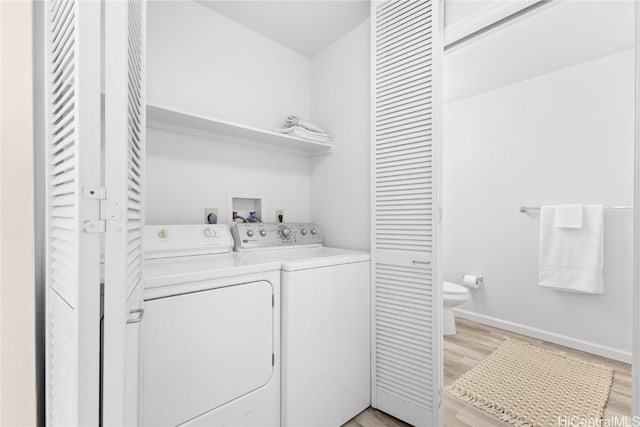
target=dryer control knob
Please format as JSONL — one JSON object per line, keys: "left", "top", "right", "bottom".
{"left": 310, "top": 228, "right": 317, "bottom": 235}
{"left": 203, "top": 228, "right": 216, "bottom": 238}
{"left": 300, "top": 228, "right": 307, "bottom": 236}
{"left": 259, "top": 229, "right": 267, "bottom": 237}
{"left": 247, "top": 229, "right": 254, "bottom": 237}
{"left": 280, "top": 227, "right": 291, "bottom": 238}
{"left": 158, "top": 229, "right": 169, "bottom": 239}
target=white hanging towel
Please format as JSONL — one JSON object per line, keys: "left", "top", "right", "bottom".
{"left": 555, "top": 204, "right": 583, "bottom": 228}
{"left": 539, "top": 204, "right": 604, "bottom": 293}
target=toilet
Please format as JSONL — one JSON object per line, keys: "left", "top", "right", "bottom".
{"left": 443, "top": 281, "right": 471, "bottom": 336}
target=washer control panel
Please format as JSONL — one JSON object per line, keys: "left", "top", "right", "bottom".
{"left": 230, "top": 223, "right": 323, "bottom": 251}
{"left": 144, "top": 224, "right": 233, "bottom": 259}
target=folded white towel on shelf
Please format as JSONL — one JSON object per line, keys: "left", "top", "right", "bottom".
{"left": 277, "top": 126, "right": 332, "bottom": 143}
{"left": 284, "top": 115, "right": 327, "bottom": 134}
{"left": 276, "top": 115, "right": 332, "bottom": 143}
{"left": 539, "top": 204, "right": 604, "bottom": 294}
{"left": 555, "top": 204, "right": 584, "bottom": 229}
{"left": 277, "top": 115, "right": 332, "bottom": 143}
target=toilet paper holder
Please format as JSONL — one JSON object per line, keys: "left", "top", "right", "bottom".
{"left": 462, "top": 274, "right": 483, "bottom": 289}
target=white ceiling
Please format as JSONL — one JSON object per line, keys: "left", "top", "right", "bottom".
{"left": 445, "top": 1, "right": 635, "bottom": 103}
{"left": 196, "top": 1, "right": 370, "bottom": 57}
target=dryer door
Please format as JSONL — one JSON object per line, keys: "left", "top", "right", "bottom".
{"left": 142, "top": 280, "right": 274, "bottom": 426}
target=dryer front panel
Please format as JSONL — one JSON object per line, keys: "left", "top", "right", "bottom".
{"left": 142, "top": 280, "right": 274, "bottom": 426}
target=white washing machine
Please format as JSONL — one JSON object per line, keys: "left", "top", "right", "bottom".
{"left": 231, "top": 223, "right": 371, "bottom": 426}
{"left": 141, "top": 224, "right": 281, "bottom": 427}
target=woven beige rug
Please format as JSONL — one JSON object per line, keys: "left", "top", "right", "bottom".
{"left": 446, "top": 339, "right": 613, "bottom": 427}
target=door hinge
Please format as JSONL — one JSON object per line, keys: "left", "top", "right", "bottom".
{"left": 82, "top": 187, "right": 122, "bottom": 233}
{"left": 83, "top": 219, "right": 106, "bottom": 233}
{"left": 83, "top": 187, "right": 106, "bottom": 200}
{"left": 272, "top": 294, "right": 275, "bottom": 307}
{"left": 272, "top": 353, "right": 275, "bottom": 366}
{"left": 100, "top": 199, "right": 122, "bottom": 221}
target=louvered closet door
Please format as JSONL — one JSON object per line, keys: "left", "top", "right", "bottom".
{"left": 103, "top": 0, "right": 146, "bottom": 425}
{"left": 371, "top": 1, "right": 443, "bottom": 426}
{"left": 44, "top": 0, "right": 102, "bottom": 425}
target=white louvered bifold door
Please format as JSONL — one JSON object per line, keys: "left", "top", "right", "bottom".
{"left": 44, "top": 0, "right": 102, "bottom": 425}
{"left": 371, "top": 1, "right": 443, "bottom": 426}
{"left": 103, "top": 0, "right": 146, "bottom": 425}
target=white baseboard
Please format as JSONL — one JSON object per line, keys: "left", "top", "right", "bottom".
{"left": 453, "top": 308, "right": 632, "bottom": 364}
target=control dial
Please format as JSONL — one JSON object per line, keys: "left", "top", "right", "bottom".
{"left": 300, "top": 228, "right": 307, "bottom": 236}
{"left": 203, "top": 228, "right": 216, "bottom": 238}
{"left": 246, "top": 229, "right": 254, "bottom": 237}
{"left": 259, "top": 229, "right": 267, "bottom": 237}
{"left": 310, "top": 228, "right": 318, "bottom": 235}
{"left": 278, "top": 226, "right": 292, "bottom": 240}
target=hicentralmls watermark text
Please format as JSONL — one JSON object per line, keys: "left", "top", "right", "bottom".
{"left": 558, "top": 416, "right": 639, "bottom": 427}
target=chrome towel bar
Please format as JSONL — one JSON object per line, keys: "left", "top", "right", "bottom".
{"left": 520, "top": 205, "right": 633, "bottom": 213}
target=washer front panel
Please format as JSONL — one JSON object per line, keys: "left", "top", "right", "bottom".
{"left": 280, "top": 262, "right": 371, "bottom": 426}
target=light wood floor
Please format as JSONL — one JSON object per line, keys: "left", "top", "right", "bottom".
{"left": 345, "top": 317, "right": 631, "bottom": 427}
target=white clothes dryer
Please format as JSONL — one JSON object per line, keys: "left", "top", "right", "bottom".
{"left": 141, "top": 224, "right": 281, "bottom": 427}
{"left": 231, "top": 223, "right": 371, "bottom": 427}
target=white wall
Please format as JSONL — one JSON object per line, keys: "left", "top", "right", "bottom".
{"left": 146, "top": 1, "right": 314, "bottom": 224}
{"left": 444, "top": 49, "right": 635, "bottom": 360}
{"left": 0, "top": 1, "right": 37, "bottom": 424}
{"left": 145, "top": 128, "right": 311, "bottom": 224}
{"left": 309, "top": 20, "right": 370, "bottom": 251}
{"left": 147, "top": 0, "right": 311, "bottom": 131}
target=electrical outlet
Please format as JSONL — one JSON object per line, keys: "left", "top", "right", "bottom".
{"left": 205, "top": 208, "right": 219, "bottom": 224}
{"left": 275, "top": 209, "right": 284, "bottom": 223}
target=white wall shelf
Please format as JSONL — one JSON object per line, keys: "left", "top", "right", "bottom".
{"left": 146, "top": 104, "right": 334, "bottom": 157}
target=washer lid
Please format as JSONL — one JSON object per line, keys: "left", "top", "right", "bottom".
{"left": 444, "top": 281, "right": 468, "bottom": 295}
{"left": 266, "top": 247, "right": 370, "bottom": 271}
